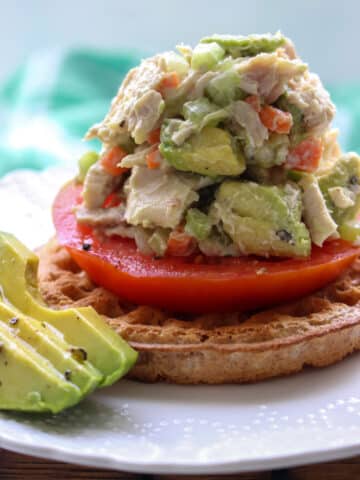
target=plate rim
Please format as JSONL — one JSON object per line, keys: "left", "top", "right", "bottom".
{"left": 0, "top": 430, "right": 359, "bottom": 474}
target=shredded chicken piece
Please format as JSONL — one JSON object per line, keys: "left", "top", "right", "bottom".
{"left": 236, "top": 53, "right": 307, "bottom": 103}
{"left": 171, "top": 121, "right": 196, "bottom": 145}
{"left": 277, "top": 37, "right": 297, "bottom": 60}
{"left": 120, "top": 145, "right": 154, "bottom": 168}
{"left": 85, "top": 55, "right": 165, "bottom": 145}
{"left": 287, "top": 72, "right": 336, "bottom": 136}
{"left": 76, "top": 204, "right": 126, "bottom": 227}
{"left": 82, "top": 162, "right": 120, "bottom": 209}
{"left": 188, "top": 71, "right": 217, "bottom": 100}
{"left": 104, "top": 223, "right": 137, "bottom": 238}
{"left": 163, "top": 70, "right": 201, "bottom": 103}
{"left": 124, "top": 166, "right": 198, "bottom": 229}
{"left": 231, "top": 100, "right": 268, "bottom": 148}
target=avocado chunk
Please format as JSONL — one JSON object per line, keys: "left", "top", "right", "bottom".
{"left": 0, "top": 233, "right": 138, "bottom": 388}
{"left": 0, "top": 302, "right": 101, "bottom": 398}
{"left": 211, "top": 181, "right": 311, "bottom": 257}
{"left": 200, "top": 32, "right": 286, "bottom": 57}
{"left": 0, "top": 317, "right": 81, "bottom": 413}
{"left": 318, "top": 153, "right": 360, "bottom": 227}
{"left": 185, "top": 208, "right": 213, "bottom": 240}
{"left": 338, "top": 220, "right": 360, "bottom": 243}
{"left": 160, "top": 125, "right": 245, "bottom": 177}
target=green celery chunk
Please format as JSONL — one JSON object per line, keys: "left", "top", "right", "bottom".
{"left": 206, "top": 70, "right": 246, "bottom": 107}
{"left": 78, "top": 151, "right": 99, "bottom": 182}
{"left": 191, "top": 42, "right": 225, "bottom": 71}
{"left": 182, "top": 98, "right": 228, "bottom": 129}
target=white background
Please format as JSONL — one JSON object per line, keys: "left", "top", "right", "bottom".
{"left": 0, "top": 0, "right": 359, "bottom": 84}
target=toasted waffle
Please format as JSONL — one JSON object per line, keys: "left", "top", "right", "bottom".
{"left": 37, "top": 239, "right": 360, "bottom": 384}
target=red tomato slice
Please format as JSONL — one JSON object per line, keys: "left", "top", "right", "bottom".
{"left": 53, "top": 182, "right": 360, "bottom": 314}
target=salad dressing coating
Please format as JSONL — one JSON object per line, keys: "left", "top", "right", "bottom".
{"left": 77, "top": 33, "right": 360, "bottom": 258}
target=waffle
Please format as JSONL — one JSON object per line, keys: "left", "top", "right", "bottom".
{"left": 37, "top": 239, "right": 360, "bottom": 384}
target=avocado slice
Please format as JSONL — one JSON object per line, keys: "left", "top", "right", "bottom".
{"left": 319, "top": 153, "right": 360, "bottom": 226}
{"left": 200, "top": 32, "right": 286, "bottom": 58}
{"left": 160, "top": 125, "right": 245, "bottom": 177}
{"left": 211, "top": 180, "right": 311, "bottom": 257}
{"left": 0, "top": 232, "right": 138, "bottom": 387}
{"left": 0, "top": 319, "right": 81, "bottom": 413}
{"left": 0, "top": 302, "right": 101, "bottom": 397}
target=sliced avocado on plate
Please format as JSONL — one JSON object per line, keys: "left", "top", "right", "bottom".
{"left": 0, "top": 232, "right": 138, "bottom": 412}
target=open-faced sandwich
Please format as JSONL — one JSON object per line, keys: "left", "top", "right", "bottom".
{"left": 39, "top": 32, "right": 360, "bottom": 384}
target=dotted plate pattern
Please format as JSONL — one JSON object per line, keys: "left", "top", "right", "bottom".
{"left": 0, "top": 168, "right": 359, "bottom": 474}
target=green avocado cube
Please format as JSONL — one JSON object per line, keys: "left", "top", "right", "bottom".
{"left": 185, "top": 208, "right": 213, "bottom": 240}
{"left": 160, "top": 124, "right": 245, "bottom": 177}
{"left": 211, "top": 180, "right": 311, "bottom": 257}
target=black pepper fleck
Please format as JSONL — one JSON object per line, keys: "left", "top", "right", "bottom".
{"left": 70, "top": 347, "right": 88, "bottom": 363}
{"left": 64, "top": 369, "right": 72, "bottom": 381}
{"left": 82, "top": 242, "right": 92, "bottom": 251}
{"left": 276, "top": 229, "right": 294, "bottom": 244}
{"left": 9, "top": 317, "right": 19, "bottom": 326}
{"left": 349, "top": 175, "right": 359, "bottom": 186}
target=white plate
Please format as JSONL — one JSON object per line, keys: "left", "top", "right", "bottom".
{"left": 0, "top": 167, "right": 359, "bottom": 474}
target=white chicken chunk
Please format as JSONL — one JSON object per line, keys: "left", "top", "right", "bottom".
{"left": 236, "top": 52, "right": 307, "bottom": 103}
{"left": 231, "top": 100, "right": 268, "bottom": 148}
{"left": 86, "top": 55, "right": 165, "bottom": 145}
{"left": 287, "top": 72, "right": 335, "bottom": 136}
{"left": 124, "top": 166, "right": 198, "bottom": 229}
{"left": 82, "top": 162, "right": 119, "bottom": 209}
{"left": 300, "top": 176, "right": 338, "bottom": 246}
{"left": 76, "top": 204, "right": 126, "bottom": 227}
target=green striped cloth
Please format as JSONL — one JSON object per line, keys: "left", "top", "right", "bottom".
{"left": 0, "top": 49, "right": 359, "bottom": 177}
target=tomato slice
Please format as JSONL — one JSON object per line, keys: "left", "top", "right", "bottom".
{"left": 53, "top": 182, "right": 360, "bottom": 314}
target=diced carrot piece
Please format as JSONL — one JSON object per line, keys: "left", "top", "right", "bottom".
{"left": 148, "top": 128, "right": 161, "bottom": 145}
{"left": 286, "top": 137, "right": 323, "bottom": 172}
{"left": 102, "top": 193, "right": 122, "bottom": 209}
{"left": 245, "top": 95, "right": 261, "bottom": 113}
{"left": 100, "top": 146, "right": 128, "bottom": 176}
{"left": 146, "top": 148, "right": 161, "bottom": 169}
{"left": 158, "top": 72, "right": 180, "bottom": 95}
{"left": 259, "top": 105, "right": 293, "bottom": 134}
{"left": 167, "top": 230, "right": 196, "bottom": 257}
